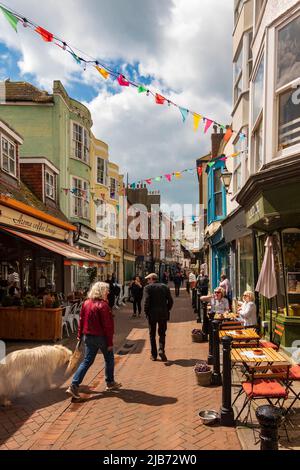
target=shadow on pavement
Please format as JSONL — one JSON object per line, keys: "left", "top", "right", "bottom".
{"left": 164, "top": 358, "right": 199, "bottom": 367}
{"left": 82, "top": 388, "right": 178, "bottom": 406}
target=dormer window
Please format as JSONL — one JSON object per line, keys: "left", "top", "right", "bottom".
{"left": 1, "top": 136, "right": 16, "bottom": 177}
{"left": 45, "top": 170, "right": 56, "bottom": 200}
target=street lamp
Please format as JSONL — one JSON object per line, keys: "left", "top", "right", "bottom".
{"left": 220, "top": 165, "right": 233, "bottom": 193}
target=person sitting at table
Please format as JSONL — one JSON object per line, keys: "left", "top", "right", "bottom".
{"left": 200, "top": 287, "right": 229, "bottom": 314}
{"left": 237, "top": 291, "right": 257, "bottom": 327}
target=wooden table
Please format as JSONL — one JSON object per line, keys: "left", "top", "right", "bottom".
{"left": 220, "top": 328, "right": 260, "bottom": 346}
{"left": 231, "top": 347, "right": 289, "bottom": 365}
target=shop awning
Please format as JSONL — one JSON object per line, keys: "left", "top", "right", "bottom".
{"left": 1, "top": 227, "right": 108, "bottom": 266}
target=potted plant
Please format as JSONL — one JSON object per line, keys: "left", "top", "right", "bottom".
{"left": 191, "top": 328, "right": 204, "bottom": 343}
{"left": 194, "top": 361, "right": 212, "bottom": 386}
{"left": 22, "top": 295, "right": 40, "bottom": 308}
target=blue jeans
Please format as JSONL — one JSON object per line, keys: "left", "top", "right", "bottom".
{"left": 72, "top": 335, "right": 115, "bottom": 386}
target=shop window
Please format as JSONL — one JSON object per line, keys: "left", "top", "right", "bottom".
{"left": 45, "top": 170, "right": 56, "bottom": 200}
{"left": 1, "top": 136, "right": 16, "bottom": 177}
{"left": 72, "top": 123, "right": 89, "bottom": 163}
{"left": 282, "top": 230, "right": 300, "bottom": 316}
{"left": 72, "top": 177, "right": 89, "bottom": 219}
{"left": 237, "top": 235, "right": 254, "bottom": 298}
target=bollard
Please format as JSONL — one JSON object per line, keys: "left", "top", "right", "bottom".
{"left": 220, "top": 335, "right": 235, "bottom": 426}
{"left": 196, "top": 295, "right": 201, "bottom": 323}
{"left": 207, "top": 311, "right": 215, "bottom": 365}
{"left": 201, "top": 302, "right": 209, "bottom": 341}
{"left": 211, "top": 320, "right": 222, "bottom": 385}
{"left": 256, "top": 405, "right": 282, "bottom": 450}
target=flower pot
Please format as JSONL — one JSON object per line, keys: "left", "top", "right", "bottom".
{"left": 191, "top": 332, "right": 204, "bottom": 343}
{"left": 195, "top": 369, "right": 212, "bottom": 386}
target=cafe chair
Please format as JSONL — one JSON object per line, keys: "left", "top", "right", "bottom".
{"left": 235, "top": 364, "right": 290, "bottom": 425}
{"left": 73, "top": 301, "right": 82, "bottom": 330}
{"left": 61, "top": 307, "right": 71, "bottom": 337}
{"left": 64, "top": 305, "right": 76, "bottom": 333}
{"left": 259, "top": 323, "right": 284, "bottom": 351}
{"left": 282, "top": 365, "right": 300, "bottom": 414}
{"left": 220, "top": 321, "right": 243, "bottom": 330}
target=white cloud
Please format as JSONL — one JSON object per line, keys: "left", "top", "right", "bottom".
{"left": 0, "top": 0, "right": 233, "bottom": 204}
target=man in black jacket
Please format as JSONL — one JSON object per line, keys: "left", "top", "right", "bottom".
{"left": 144, "top": 273, "right": 174, "bottom": 361}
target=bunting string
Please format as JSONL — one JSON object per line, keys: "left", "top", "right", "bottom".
{"left": 0, "top": 3, "right": 245, "bottom": 142}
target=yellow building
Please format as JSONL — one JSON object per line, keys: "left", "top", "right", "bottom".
{"left": 91, "top": 134, "right": 124, "bottom": 283}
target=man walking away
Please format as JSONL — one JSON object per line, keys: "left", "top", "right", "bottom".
{"left": 173, "top": 272, "right": 182, "bottom": 297}
{"left": 144, "top": 273, "right": 173, "bottom": 362}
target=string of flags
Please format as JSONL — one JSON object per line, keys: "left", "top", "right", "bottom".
{"left": 0, "top": 4, "right": 246, "bottom": 142}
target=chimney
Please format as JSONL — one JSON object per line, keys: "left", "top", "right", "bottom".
{"left": 211, "top": 125, "right": 224, "bottom": 158}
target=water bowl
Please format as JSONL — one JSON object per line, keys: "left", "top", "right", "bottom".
{"left": 199, "top": 410, "right": 220, "bottom": 425}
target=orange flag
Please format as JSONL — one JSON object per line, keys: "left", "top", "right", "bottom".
{"left": 95, "top": 66, "right": 109, "bottom": 79}
{"left": 224, "top": 128, "right": 233, "bottom": 142}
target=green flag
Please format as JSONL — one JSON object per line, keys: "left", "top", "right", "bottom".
{"left": 138, "top": 85, "right": 147, "bottom": 93}
{"left": 0, "top": 6, "right": 19, "bottom": 32}
{"left": 207, "top": 161, "right": 216, "bottom": 168}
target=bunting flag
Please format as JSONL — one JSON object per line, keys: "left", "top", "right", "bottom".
{"left": 231, "top": 152, "right": 240, "bottom": 157}
{"left": 0, "top": 4, "right": 247, "bottom": 142}
{"left": 204, "top": 118, "right": 213, "bottom": 134}
{"left": 224, "top": 127, "right": 233, "bottom": 142}
{"left": 155, "top": 176, "right": 161, "bottom": 182}
{"left": 0, "top": 6, "right": 19, "bottom": 32}
{"left": 145, "top": 179, "right": 152, "bottom": 185}
{"left": 95, "top": 65, "right": 109, "bottom": 79}
{"left": 219, "top": 156, "right": 227, "bottom": 161}
{"left": 155, "top": 93, "right": 165, "bottom": 105}
{"left": 174, "top": 172, "right": 182, "bottom": 179}
{"left": 118, "top": 74, "right": 130, "bottom": 86}
{"left": 193, "top": 114, "right": 202, "bottom": 132}
{"left": 165, "top": 174, "right": 172, "bottom": 182}
{"left": 207, "top": 161, "right": 216, "bottom": 168}
{"left": 179, "top": 107, "right": 188, "bottom": 123}
{"left": 35, "top": 26, "right": 53, "bottom": 42}
{"left": 197, "top": 166, "right": 203, "bottom": 176}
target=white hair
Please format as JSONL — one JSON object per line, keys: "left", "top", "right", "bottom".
{"left": 88, "top": 281, "right": 109, "bottom": 300}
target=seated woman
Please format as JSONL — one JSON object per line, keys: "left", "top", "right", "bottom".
{"left": 237, "top": 291, "right": 257, "bottom": 327}
{"left": 200, "top": 287, "right": 229, "bottom": 314}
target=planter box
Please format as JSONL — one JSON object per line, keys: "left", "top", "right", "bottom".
{"left": 195, "top": 370, "right": 212, "bottom": 386}
{"left": 0, "top": 307, "right": 63, "bottom": 342}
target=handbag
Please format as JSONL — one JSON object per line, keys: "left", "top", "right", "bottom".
{"left": 128, "top": 295, "right": 134, "bottom": 303}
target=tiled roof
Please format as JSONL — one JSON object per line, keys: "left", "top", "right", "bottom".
{"left": 4, "top": 81, "right": 53, "bottom": 103}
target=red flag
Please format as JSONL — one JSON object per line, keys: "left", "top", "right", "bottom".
{"left": 155, "top": 93, "right": 165, "bottom": 105}
{"left": 117, "top": 74, "right": 130, "bottom": 86}
{"left": 224, "top": 128, "right": 233, "bottom": 142}
{"left": 145, "top": 179, "right": 152, "bottom": 185}
{"left": 35, "top": 26, "right": 54, "bottom": 42}
{"left": 197, "top": 166, "right": 203, "bottom": 176}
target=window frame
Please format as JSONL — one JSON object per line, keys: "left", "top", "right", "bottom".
{"left": 45, "top": 169, "right": 56, "bottom": 201}
{"left": 110, "top": 177, "right": 118, "bottom": 200}
{"left": 252, "top": 114, "right": 263, "bottom": 172}
{"left": 207, "top": 162, "right": 226, "bottom": 224}
{"left": 97, "top": 157, "right": 107, "bottom": 185}
{"left": 71, "top": 122, "right": 90, "bottom": 164}
{"left": 71, "top": 176, "right": 90, "bottom": 219}
{"left": 233, "top": 43, "right": 243, "bottom": 104}
{"left": 1, "top": 135, "right": 16, "bottom": 177}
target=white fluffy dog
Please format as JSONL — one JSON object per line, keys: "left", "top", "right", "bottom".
{"left": 0, "top": 345, "right": 72, "bottom": 406}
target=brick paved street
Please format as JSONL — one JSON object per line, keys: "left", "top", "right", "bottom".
{"left": 0, "top": 289, "right": 242, "bottom": 451}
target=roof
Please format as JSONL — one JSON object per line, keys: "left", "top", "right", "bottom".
{"left": 4, "top": 81, "right": 54, "bottom": 103}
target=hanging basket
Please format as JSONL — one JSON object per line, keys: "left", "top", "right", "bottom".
{"left": 195, "top": 369, "right": 212, "bottom": 386}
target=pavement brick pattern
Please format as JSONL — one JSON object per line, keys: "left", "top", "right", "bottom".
{"left": 0, "top": 289, "right": 241, "bottom": 450}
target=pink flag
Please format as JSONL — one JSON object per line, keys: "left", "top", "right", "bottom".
{"left": 204, "top": 118, "right": 213, "bottom": 134}
{"left": 145, "top": 179, "right": 152, "bottom": 185}
{"left": 165, "top": 174, "right": 172, "bottom": 182}
{"left": 118, "top": 74, "right": 130, "bottom": 86}
{"left": 220, "top": 156, "right": 227, "bottom": 161}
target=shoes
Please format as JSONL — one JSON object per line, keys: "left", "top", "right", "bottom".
{"left": 66, "top": 384, "right": 80, "bottom": 399}
{"left": 159, "top": 351, "right": 168, "bottom": 362}
{"left": 150, "top": 355, "right": 157, "bottom": 361}
{"left": 131, "top": 314, "right": 137, "bottom": 318}
{"left": 105, "top": 381, "right": 122, "bottom": 391}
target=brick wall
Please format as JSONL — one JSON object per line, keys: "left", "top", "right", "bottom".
{"left": 20, "top": 163, "right": 43, "bottom": 201}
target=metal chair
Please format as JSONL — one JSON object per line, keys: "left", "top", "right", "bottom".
{"left": 61, "top": 307, "right": 70, "bottom": 337}
{"left": 259, "top": 323, "right": 284, "bottom": 350}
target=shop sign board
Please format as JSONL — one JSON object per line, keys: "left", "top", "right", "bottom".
{"left": 246, "top": 198, "right": 264, "bottom": 227}
{"left": 0, "top": 204, "right": 70, "bottom": 241}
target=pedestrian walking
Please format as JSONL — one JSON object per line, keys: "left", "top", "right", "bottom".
{"left": 162, "top": 271, "right": 169, "bottom": 285}
{"left": 66, "top": 282, "right": 121, "bottom": 399}
{"left": 130, "top": 276, "right": 143, "bottom": 317}
{"left": 219, "top": 274, "right": 233, "bottom": 310}
{"left": 173, "top": 271, "right": 182, "bottom": 297}
{"left": 144, "top": 273, "right": 173, "bottom": 362}
{"left": 106, "top": 275, "right": 116, "bottom": 309}
{"left": 189, "top": 270, "right": 197, "bottom": 308}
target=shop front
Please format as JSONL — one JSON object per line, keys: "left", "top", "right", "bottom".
{"left": 237, "top": 158, "right": 300, "bottom": 346}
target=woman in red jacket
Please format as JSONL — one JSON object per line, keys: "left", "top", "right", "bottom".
{"left": 66, "top": 282, "right": 122, "bottom": 399}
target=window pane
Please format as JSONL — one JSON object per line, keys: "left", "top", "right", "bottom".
{"left": 277, "top": 15, "right": 300, "bottom": 88}
{"left": 234, "top": 46, "right": 243, "bottom": 82}
{"left": 253, "top": 54, "right": 264, "bottom": 123}
{"left": 254, "top": 119, "right": 263, "bottom": 169}
{"left": 97, "top": 158, "right": 105, "bottom": 184}
{"left": 278, "top": 88, "right": 300, "bottom": 150}
{"left": 234, "top": 75, "right": 242, "bottom": 102}
{"left": 215, "top": 193, "right": 223, "bottom": 218}
{"left": 214, "top": 169, "right": 222, "bottom": 193}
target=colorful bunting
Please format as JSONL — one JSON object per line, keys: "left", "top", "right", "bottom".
{"left": 165, "top": 174, "right": 172, "bottom": 182}
{"left": 0, "top": 6, "right": 19, "bottom": 32}
{"left": 95, "top": 66, "right": 109, "bottom": 79}
{"left": 174, "top": 172, "right": 182, "bottom": 179}
{"left": 239, "top": 133, "right": 246, "bottom": 142}
{"left": 35, "top": 26, "right": 54, "bottom": 42}
{"left": 179, "top": 107, "right": 188, "bottom": 123}
{"left": 145, "top": 179, "right": 152, "bottom": 185}
{"left": 155, "top": 94, "right": 165, "bottom": 105}
{"left": 118, "top": 74, "right": 130, "bottom": 87}
{"left": 207, "top": 161, "right": 216, "bottom": 168}
{"left": 155, "top": 177, "right": 161, "bottom": 182}
{"left": 138, "top": 85, "right": 147, "bottom": 93}
{"left": 224, "top": 127, "right": 233, "bottom": 142}
{"left": 204, "top": 119, "right": 213, "bottom": 134}
{"left": 193, "top": 114, "right": 202, "bottom": 132}
{"left": 197, "top": 167, "right": 203, "bottom": 176}
{"left": 70, "top": 51, "right": 81, "bottom": 64}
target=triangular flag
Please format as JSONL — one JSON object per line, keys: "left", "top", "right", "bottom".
{"left": 145, "top": 179, "right": 152, "bottom": 185}
{"left": 118, "top": 74, "right": 130, "bottom": 86}
{"left": 231, "top": 152, "right": 240, "bottom": 157}
{"left": 197, "top": 166, "right": 203, "bottom": 176}
{"left": 179, "top": 107, "right": 188, "bottom": 123}
{"left": 155, "top": 177, "right": 161, "bottom": 182}
{"left": 0, "top": 6, "right": 19, "bottom": 32}
{"left": 155, "top": 93, "right": 165, "bottom": 105}
{"left": 207, "top": 161, "right": 216, "bottom": 168}
{"left": 138, "top": 85, "right": 147, "bottom": 93}
{"left": 165, "top": 174, "right": 172, "bottom": 182}
{"left": 220, "top": 156, "right": 228, "bottom": 161}
{"left": 63, "top": 188, "right": 69, "bottom": 195}
{"left": 35, "top": 26, "right": 54, "bottom": 42}
{"left": 193, "top": 114, "right": 202, "bottom": 132}
{"left": 130, "top": 183, "right": 136, "bottom": 189}
{"left": 175, "top": 172, "right": 182, "bottom": 179}
{"left": 204, "top": 118, "right": 213, "bottom": 134}
{"left": 224, "top": 127, "right": 233, "bottom": 142}
{"left": 239, "top": 133, "right": 246, "bottom": 142}
{"left": 70, "top": 51, "right": 81, "bottom": 64}
{"left": 95, "top": 66, "right": 109, "bottom": 79}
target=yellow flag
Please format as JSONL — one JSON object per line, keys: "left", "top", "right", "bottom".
{"left": 193, "top": 114, "right": 202, "bottom": 132}
{"left": 231, "top": 152, "right": 240, "bottom": 157}
{"left": 175, "top": 172, "right": 182, "bottom": 179}
{"left": 95, "top": 66, "right": 109, "bottom": 79}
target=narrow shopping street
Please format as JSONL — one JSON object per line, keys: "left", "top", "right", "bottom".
{"left": 0, "top": 289, "right": 241, "bottom": 451}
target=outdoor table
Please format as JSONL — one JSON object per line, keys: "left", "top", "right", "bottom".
{"left": 219, "top": 328, "right": 260, "bottom": 347}
{"left": 231, "top": 347, "right": 289, "bottom": 366}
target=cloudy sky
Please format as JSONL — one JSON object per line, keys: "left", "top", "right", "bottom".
{"left": 0, "top": 0, "right": 233, "bottom": 208}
